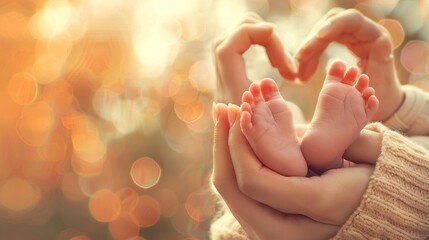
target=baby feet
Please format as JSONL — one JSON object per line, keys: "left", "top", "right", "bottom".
{"left": 301, "top": 60, "right": 379, "bottom": 173}
{"left": 240, "top": 78, "right": 308, "bottom": 177}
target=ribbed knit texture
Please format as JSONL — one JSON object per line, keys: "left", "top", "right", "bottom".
{"left": 210, "top": 123, "right": 429, "bottom": 240}
{"left": 333, "top": 122, "right": 429, "bottom": 240}
{"left": 384, "top": 85, "right": 429, "bottom": 136}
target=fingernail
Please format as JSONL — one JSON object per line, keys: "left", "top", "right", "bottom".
{"left": 317, "top": 21, "right": 331, "bottom": 38}
{"left": 212, "top": 102, "right": 219, "bottom": 124}
{"left": 227, "top": 104, "right": 237, "bottom": 126}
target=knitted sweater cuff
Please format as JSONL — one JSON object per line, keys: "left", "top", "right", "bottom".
{"left": 333, "top": 122, "right": 429, "bottom": 240}
{"left": 383, "top": 85, "right": 429, "bottom": 136}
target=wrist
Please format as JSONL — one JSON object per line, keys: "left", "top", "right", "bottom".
{"left": 373, "top": 83, "right": 404, "bottom": 122}
{"left": 381, "top": 87, "right": 405, "bottom": 122}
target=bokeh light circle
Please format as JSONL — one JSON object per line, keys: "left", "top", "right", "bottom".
{"left": 108, "top": 213, "right": 140, "bottom": 240}
{"left": 378, "top": 19, "right": 405, "bottom": 49}
{"left": 129, "top": 195, "right": 161, "bottom": 228}
{"left": 8, "top": 72, "right": 38, "bottom": 105}
{"left": 400, "top": 40, "right": 429, "bottom": 74}
{"left": 0, "top": 177, "right": 41, "bottom": 211}
{"left": 130, "top": 157, "right": 161, "bottom": 189}
{"left": 185, "top": 191, "right": 216, "bottom": 222}
{"left": 16, "top": 101, "right": 56, "bottom": 146}
{"left": 89, "top": 189, "right": 121, "bottom": 223}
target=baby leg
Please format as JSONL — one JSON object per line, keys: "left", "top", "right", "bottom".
{"left": 240, "top": 79, "right": 307, "bottom": 176}
{"left": 301, "top": 60, "right": 379, "bottom": 173}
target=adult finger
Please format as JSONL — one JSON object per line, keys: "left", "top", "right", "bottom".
{"left": 213, "top": 14, "right": 261, "bottom": 104}
{"left": 228, "top": 107, "right": 373, "bottom": 225}
{"left": 219, "top": 22, "right": 297, "bottom": 76}
{"left": 295, "top": 9, "right": 383, "bottom": 81}
{"left": 228, "top": 105, "right": 324, "bottom": 216}
{"left": 212, "top": 103, "right": 235, "bottom": 196}
{"left": 212, "top": 102, "right": 277, "bottom": 234}
{"left": 213, "top": 12, "right": 263, "bottom": 50}
{"left": 214, "top": 23, "right": 296, "bottom": 103}
{"left": 219, "top": 104, "right": 338, "bottom": 239}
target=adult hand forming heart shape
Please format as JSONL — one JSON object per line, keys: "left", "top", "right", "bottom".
{"left": 213, "top": 9, "right": 405, "bottom": 122}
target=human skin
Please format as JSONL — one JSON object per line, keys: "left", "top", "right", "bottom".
{"left": 300, "top": 60, "right": 379, "bottom": 173}
{"left": 212, "top": 103, "right": 385, "bottom": 239}
{"left": 213, "top": 103, "right": 338, "bottom": 240}
{"left": 209, "top": 10, "right": 394, "bottom": 239}
{"left": 294, "top": 8, "right": 404, "bottom": 122}
{"left": 214, "top": 10, "right": 404, "bottom": 124}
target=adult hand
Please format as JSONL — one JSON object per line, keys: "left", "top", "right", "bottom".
{"left": 213, "top": 103, "right": 374, "bottom": 227}
{"left": 212, "top": 103, "right": 338, "bottom": 240}
{"left": 213, "top": 12, "right": 297, "bottom": 104}
{"left": 295, "top": 8, "right": 404, "bottom": 122}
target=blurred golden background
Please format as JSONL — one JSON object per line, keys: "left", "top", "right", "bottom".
{"left": 0, "top": 0, "right": 428, "bottom": 239}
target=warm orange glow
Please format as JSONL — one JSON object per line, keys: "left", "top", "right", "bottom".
{"left": 186, "top": 101, "right": 213, "bottom": 133}
{"left": 16, "top": 101, "right": 56, "bottom": 146}
{"left": 71, "top": 154, "right": 106, "bottom": 177}
{"left": 72, "top": 133, "right": 106, "bottom": 163}
{"left": 40, "top": 131, "right": 67, "bottom": 162}
{"left": 0, "top": 90, "right": 21, "bottom": 130}
{"left": 174, "top": 100, "right": 204, "bottom": 123}
{"left": 116, "top": 187, "right": 138, "bottom": 204}
{"left": 68, "top": 114, "right": 106, "bottom": 164}
{"left": 42, "top": 80, "right": 74, "bottom": 115}
{"left": 185, "top": 191, "right": 216, "bottom": 222}
{"left": 61, "top": 172, "right": 86, "bottom": 202}
{"left": 0, "top": 10, "right": 29, "bottom": 40}
{"left": 8, "top": 72, "right": 39, "bottom": 105}
{"left": 129, "top": 195, "right": 161, "bottom": 228}
{"left": 89, "top": 189, "right": 121, "bottom": 222}
{"left": 130, "top": 157, "right": 161, "bottom": 189}
{"left": 168, "top": 77, "right": 199, "bottom": 105}
{"left": 32, "top": 54, "right": 65, "bottom": 84}
{"left": 0, "top": 177, "right": 42, "bottom": 211}
{"left": 154, "top": 189, "right": 179, "bottom": 217}
{"left": 170, "top": 205, "right": 199, "bottom": 235}
{"left": 108, "top": 212, "right": 140, "bottom": 240}
{"left": 188, "top": 60, "right": 215, "bottom": 93}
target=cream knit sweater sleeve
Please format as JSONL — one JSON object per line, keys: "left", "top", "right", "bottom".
{"left": 210, "top": 123, "right": 429, "bottom": 240}
{"left": 332, "top": 122, "right": 429, "bottom": 240}
{"left": 384, "top": 85, "right": 429, "bottom": 136}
